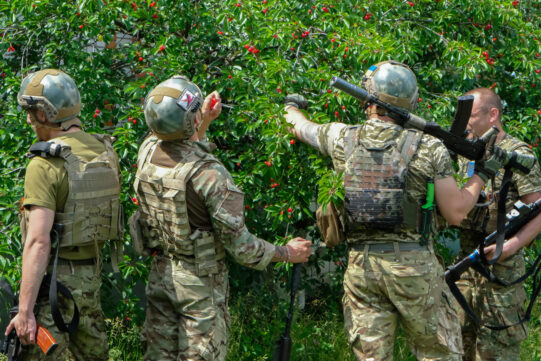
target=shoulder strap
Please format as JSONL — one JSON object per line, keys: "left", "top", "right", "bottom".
{"left": 398, "top": 129, "right": 423, "bottom": 167}
{"left": 344, "top": 126, "right": 361, "bottom": 161}
{"left": 29, "top": 141, "right": 68, "bottom": 158}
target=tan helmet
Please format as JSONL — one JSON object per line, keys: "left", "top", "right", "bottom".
{"left": 18, "top": 69, "right": 82, "bottom": 125}
{"left": 361, "top": 60, "right": 419, "bottom": 111}
{"left": 143, "top": 75, "right": 203, "bottom": 141}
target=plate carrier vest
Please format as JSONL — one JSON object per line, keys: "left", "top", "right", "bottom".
{"left": 133, "top": 137, "right": 225, "bottom": 276}
{"left": 343, "top": 124, "right": 423, "bottom": 233}
{"left": 20, "top": 134, "right": 123, "bottom": 256}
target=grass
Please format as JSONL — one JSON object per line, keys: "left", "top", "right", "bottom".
{"left": 1, "top": 287, "right": 539, "bottom": 361}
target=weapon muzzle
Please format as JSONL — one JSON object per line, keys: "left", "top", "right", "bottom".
{"left": 330, "top": 76, "right": 370, "bottom": 103}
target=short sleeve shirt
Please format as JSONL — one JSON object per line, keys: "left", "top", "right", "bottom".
{"left": 317, "top": 118, "right": 455, "bottom": 243}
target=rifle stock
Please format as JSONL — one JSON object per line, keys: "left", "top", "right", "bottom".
{"left": 0, "top": 279, "right": 58, "bottom": 360}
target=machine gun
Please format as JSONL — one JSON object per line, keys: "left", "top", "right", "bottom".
{"left": 330, "top": 76, "right": 535, "bottom": 173}
{"left": 445, "top": 199, "right": 541, "bottom": 329}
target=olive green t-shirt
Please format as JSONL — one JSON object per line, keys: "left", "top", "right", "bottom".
{"left": 23, "top": 131, "right": 117, "bottom": 259}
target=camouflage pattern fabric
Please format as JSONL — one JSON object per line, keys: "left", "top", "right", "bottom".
{"left": 318, "top": 118, "right": 454, "bottom": 243}
{"left": 139, "top": 139, "right": 275, "bottom": 360}
{"left": 343, "top": 249, "right": 462, "bottom": 361}
{"left": 20, "top": 263, "right": 108, "bottom": 361}
{"left": 142, "top": 256, "right": 229, "bottom": 361}
{"left": 456, "top": 134, "right": 541, "bottom": 361}
{"left": 317, "top": 118, "right": 462, "bottom": 360}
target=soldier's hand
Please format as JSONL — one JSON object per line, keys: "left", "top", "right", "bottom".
{"left": 284, "top": 94, "right": 308, "bottom": 110}
{"left": 202, "top": 91, "right": 222, "bottom": 123}
{"left": 474, "top": 146, "right": 506, "bottom": 183}
{"left": 286, "top": 237, "right": 312, "bottom": 263}
{"left": 5, "top": 312, "right": 37, "bottom": 345}
{"left": 483, "top": 240, "right": 520, "bottom": 263}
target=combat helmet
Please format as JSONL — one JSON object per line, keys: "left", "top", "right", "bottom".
{"left": 144, "top": 75, "right": 203, "bottom": 140}
{"left": 361, "top": 60, "right": 419, "bottom": 111}
{"left": 18, "top": 69, "right": 82, "bottom": 128}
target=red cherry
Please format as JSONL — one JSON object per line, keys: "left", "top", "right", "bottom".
{"left": 152, "top": 14, "right": 158, "bottom": 19}
{"left": 158, "top": 45, "right": 165, "bottom": 52}
{"left": 79, "top": 24, "right": 84, "bottom": 29}
{"left": 288, "top": 208, "right": 293, "bottom": 213}
{"left": 210, "top": 98, "right": 218, "bottom": 109}
{"left": 138, "top": 56, "right": 143, "bottom": 61}
{"left": 290, "top": 139, "right": 295, "bottom": 145}
{"left": 228, "top": 74, "right": 232, "bottom": 79}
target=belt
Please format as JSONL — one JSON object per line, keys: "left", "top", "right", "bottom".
{"left": 349, "top": 242, "right": 428, "bottom": 254}
{"left": 55, "top": 258, "right": 97, "bottom": 266}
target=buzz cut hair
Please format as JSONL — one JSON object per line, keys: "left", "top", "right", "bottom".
{"left": 465, "top": 88, "right": 503, "bottom": 120}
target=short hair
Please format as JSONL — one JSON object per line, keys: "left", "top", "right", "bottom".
{"left": 465, "top": 88, "right": 503, "bottom": 120}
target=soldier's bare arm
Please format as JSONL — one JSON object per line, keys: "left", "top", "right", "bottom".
{"left": 5, "top": 206, "right": 54, "bottom": 345}
{"left": 435, "top": 175, "right": 486, "bottom": 226}
{"left": 284, "top": 105, "right": 347, "bottom": 158}
{"left": 483, "top": 191, "right": 541, "bottom": 261}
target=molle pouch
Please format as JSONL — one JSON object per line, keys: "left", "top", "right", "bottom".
{"left": 128, "top": 209, "right": 148, "bottom": 256}
{"left": 316, "top": 202, "right": 346, "bottom": 247}
{"left": 192, "top": 230, "right": 220, "bottom": 277}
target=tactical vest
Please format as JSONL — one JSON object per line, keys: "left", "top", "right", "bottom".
{"left": 133, "top": 137, "right": 225, "bottom": 276}
{"left": 21, "top": 134, "right": 123, "bottom": 254}
{"left": 343, "top": 124, "right": 422, "bottom": 233}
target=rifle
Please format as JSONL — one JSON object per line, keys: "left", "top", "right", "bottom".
{"left": 273, "top": 263, "right": 302, "bottom": 361}
{"left": 445, "top": 198, "right": 541, "bottom": 329}
{"left": 446, "top": 198, "right": 541, "bottom": 283}
{"left": 330, "top": 76, "right": 535, "bottom": 174}
{"left": 0, "top": 279, "right": 58, "bottom": 360}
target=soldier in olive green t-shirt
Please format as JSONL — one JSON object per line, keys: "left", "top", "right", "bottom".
{"left": 5, "top": 69, "right": 122, "bottom": 361}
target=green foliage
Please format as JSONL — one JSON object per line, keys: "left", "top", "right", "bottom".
{"left": 1, "top": 0, "right": 540, "bottom": 359}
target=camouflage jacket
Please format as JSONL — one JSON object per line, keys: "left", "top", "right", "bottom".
{"left": 317, "top": 117, "right": 454, "bottom": 243}
{"left": 143, "top": 138, "right": 275, "bottom": 270}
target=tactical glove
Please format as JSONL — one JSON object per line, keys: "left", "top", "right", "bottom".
{"left": 474, "top": 146, "right": 507, "bottom": 183}
{"left": 284, "top": 94, "right": 308, "bottom": 110}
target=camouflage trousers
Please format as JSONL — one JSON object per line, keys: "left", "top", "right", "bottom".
{"left": 20, "top": 261, "right": 108, "bottom": 361}
{"left": 343, "top": 245, "right": 463, "bottom": 361}
{"left": 142, "top": 255, "right": 229, "bottom": 361}
{"left": 456, "top": 250, "right": 528, "bottom": 361}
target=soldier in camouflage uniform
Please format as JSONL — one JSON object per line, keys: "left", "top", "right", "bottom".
{"left": 455, "top": 88, "right": 541, "bottom": 361}
{"left": 283, "top": 61, "right": 506, "bottom": 361}
{"left": 5, "top": 69, "right": 123, "bottom": 360}
{"left": 130, "top": 75, "right": 311, "bottom": 361}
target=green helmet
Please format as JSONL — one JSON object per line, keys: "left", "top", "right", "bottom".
{"left": 18, "top": 69, "right": 82, "bottom": 124}
{"left": 361, "top": 60, "right": 419, "bottom": 111}
{"left": 144, "top": 76, "right": 203, "bottom": 141}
